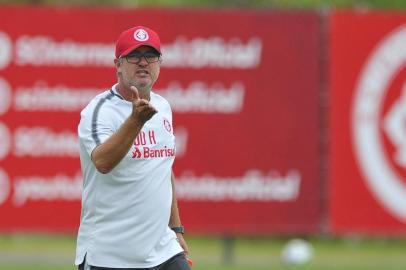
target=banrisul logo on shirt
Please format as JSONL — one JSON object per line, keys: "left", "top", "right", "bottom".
{"left": 132, "top": 130, "right": 175, "bottom": 159}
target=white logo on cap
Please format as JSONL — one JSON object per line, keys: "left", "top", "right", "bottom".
{"left": 0, "top": 32, "right": 12, "bottom": 70}
{"left": 0, "top": 122, "right": 11, "bottom": 160}
{"left": 352, "top": 24, "right": 406, "bottom": 222}
{"left": 0, "top": 168, "right": 10, "bottom": 205}
{"left": 134, "top": 29, "right": 149, "bottom": 42}
{"left": 0, "top": 77, "right": 12, "bottom": 115}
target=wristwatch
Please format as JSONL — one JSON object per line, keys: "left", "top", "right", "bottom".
{"left": 171, "top": 226, "right": 185, "bottom": 234}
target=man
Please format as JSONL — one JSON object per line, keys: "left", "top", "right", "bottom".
{"left": 75, "top": 26, "right": 191, "bottom": 270}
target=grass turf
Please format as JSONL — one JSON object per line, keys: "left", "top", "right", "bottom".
{"left": 0, "top": 234, "right": 405, "bottom": 270}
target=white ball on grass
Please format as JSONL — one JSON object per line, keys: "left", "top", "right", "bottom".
{"left": 281, "top": 239, "right": 314, "bottom": 266}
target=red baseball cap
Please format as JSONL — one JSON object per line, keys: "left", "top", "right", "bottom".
{"left": 115, "top": 26, "right": 161, "bottom": 58}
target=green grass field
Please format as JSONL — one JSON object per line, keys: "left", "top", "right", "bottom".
{"left": 0, "top": 234, "right": 405, "bottom": 270}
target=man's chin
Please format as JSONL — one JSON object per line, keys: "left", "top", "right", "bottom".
{"left": 134, "top": 83, "right": 151, "bottom": 92}
{"left": 135, "top": 79, "right": 152, "bottom": 88}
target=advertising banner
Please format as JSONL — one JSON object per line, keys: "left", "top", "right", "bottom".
{"left": 0, "top": 6, "right": 321, "bottom": 233}
{"left": 329, "top": 11, "right": 406, "bottom": 234}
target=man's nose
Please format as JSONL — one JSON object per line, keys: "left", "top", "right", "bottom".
{"left": 137, "top": 56, "right": 149, "bottom": 66}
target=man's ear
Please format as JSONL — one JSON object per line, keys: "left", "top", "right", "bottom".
{"left": 114, "top": 58, "right": 122, "bottom": 68}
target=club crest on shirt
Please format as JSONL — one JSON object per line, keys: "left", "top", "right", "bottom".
{"left": 163, "top": 117, "right": 172, "bottom": 133}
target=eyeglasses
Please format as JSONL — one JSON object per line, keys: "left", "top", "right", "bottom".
{"left": 124, "top": 52, "right": 161, "bottom": 64}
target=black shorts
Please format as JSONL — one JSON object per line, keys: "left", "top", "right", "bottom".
{"left": 78, "top": 252, "right": 191, "bottom": 270}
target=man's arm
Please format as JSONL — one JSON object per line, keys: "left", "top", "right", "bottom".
{"left": 169, "top": 171, "right": 189, "bottom": 256}
{"left": 92, "top": 86, "right": 157, "bottom": 174}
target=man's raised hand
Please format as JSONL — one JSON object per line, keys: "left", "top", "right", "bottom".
{"left": 130, "top": 86, "right": 157, "bottom": 124}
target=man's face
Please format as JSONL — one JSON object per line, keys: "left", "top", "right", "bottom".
{"left": 116, "top": 45, "right": 161, "bottom": 91}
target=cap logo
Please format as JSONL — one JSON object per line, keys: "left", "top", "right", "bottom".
{"left": 134, "top": 29, "right": 149, "bottom": 41}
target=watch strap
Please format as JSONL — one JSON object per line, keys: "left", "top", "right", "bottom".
{"left": 171, "top": 226, "right": 185, "bottom": 234}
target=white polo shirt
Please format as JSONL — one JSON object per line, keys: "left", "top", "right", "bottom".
{"left": 75, "top": 85, "right": 183, "bottom": 268}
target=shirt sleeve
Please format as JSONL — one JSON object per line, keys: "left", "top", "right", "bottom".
{"left": 78, "top": 99, "right": 116, "bottom": 157}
